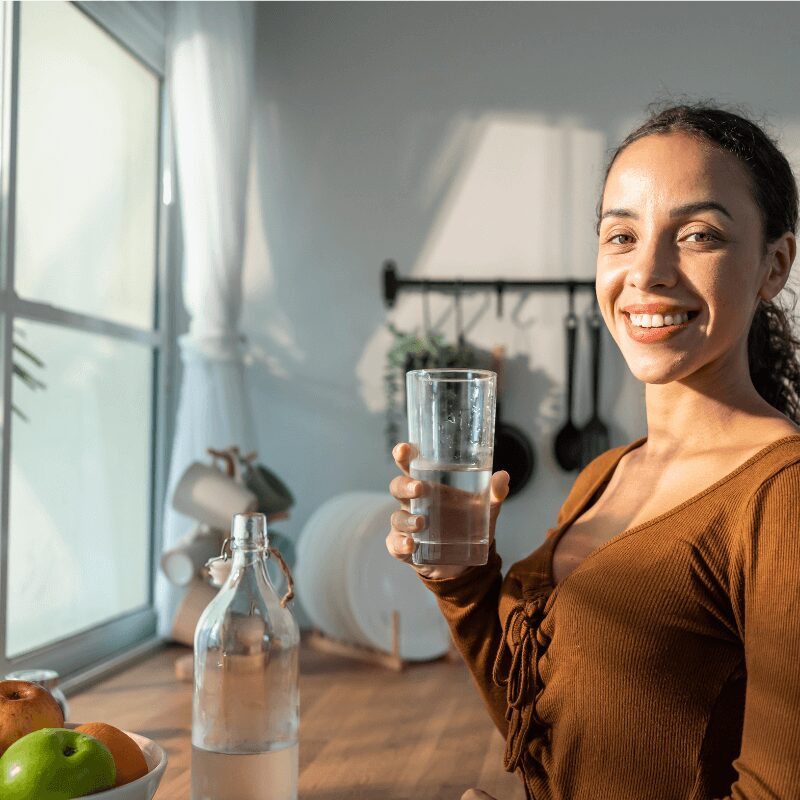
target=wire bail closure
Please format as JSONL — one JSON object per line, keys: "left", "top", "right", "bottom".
{"left": 205, "top": 538, "right": 295, "bottom": 608}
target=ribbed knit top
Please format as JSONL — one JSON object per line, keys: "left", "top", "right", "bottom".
{"left": 419, "top": 434, "right": 800, "bottom": 800}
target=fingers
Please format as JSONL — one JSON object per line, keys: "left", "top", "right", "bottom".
{"left": 386, "top": 509, "right": 426, "bottom": 563}
{"left": 490, "top": 470, "right": 511, "bottom": 505}
{"left": 385, "top": 527, "right": 414, "bottom": 563}
{"left": 389, "top": 474, "right": 426, "bottom": 502}
{"left": 391, "top": 509, "right": 426, "bottom": 534}
{"left": 391, "top": 442, "right": 418, "bottom": 475}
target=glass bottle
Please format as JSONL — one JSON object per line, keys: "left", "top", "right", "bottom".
{"left": 192, "top": 512, "right": 300, "bottom": 800}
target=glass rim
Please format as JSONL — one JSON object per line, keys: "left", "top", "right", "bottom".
{"left": 406, "top": 368, "right": 496, "bottom": 383}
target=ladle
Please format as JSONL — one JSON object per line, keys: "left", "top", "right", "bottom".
{"left": 553, "top": 285, "right": 583, "bottom": 471}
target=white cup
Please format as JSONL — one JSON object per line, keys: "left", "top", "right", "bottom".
{"left": 161, "top": 525, "right": 225, "bottom": 587}
{"left": 172, "top": 462, "right": 258, "bottom": 530}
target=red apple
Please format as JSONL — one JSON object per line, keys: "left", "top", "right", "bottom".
{"left": 0, "top": 681, "right": 64, "bottom": 756}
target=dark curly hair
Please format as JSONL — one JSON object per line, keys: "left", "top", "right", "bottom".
{"left": 597, "top": 99, "right": 800, "bottom": 423}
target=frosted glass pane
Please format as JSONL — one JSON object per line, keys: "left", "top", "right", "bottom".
{"left": 7, "top": 321, "right": 152, "bottom": 657}
{"left": 15, "top": 1, "right": 159, "bottom": 329}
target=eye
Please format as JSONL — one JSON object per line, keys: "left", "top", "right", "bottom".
{"left": 685, "top": 230, "right": 718, "bottom": 243}
{"left": 608, "top": 233, "right": 634, "bottom": 245}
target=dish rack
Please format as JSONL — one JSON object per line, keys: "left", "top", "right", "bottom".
{"left": 306, "top": 611, "right": 460, "bottom": 672}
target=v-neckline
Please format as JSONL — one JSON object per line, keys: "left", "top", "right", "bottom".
{"left": 546, "top": 433, "right": 800, "bottom": 591}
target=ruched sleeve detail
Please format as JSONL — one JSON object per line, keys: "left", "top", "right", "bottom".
{"left": 491, "top": 589, "right": 552, "bottom": 773}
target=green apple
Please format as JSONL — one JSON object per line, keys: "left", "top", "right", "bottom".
{"left": 0, "top": 728, "right": 115, "bottom": 799}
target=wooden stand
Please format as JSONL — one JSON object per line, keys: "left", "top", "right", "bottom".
{"left": 306, "top": 611, "right": 405, "bottom": 671}
{"left": 306, "top": 611, "right": 460, "bottom": 672}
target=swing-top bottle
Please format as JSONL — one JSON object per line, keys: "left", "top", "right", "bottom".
{"left": 192, "top": 512, "right": 300, "bottom": 800}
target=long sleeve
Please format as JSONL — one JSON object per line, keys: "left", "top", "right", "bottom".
{"left": 724, "top": 461, "right": 800, "bottom": 799}
{"left": 417, "top": 540, "right": 509, "bottom": 737}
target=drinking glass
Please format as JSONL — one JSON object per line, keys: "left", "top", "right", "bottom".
{"left": 406, "top": 368, "right": 496, "bottom": 566}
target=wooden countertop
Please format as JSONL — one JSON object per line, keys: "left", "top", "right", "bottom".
{"left": 68, "top": 637, "right": 525, "bottom": 800}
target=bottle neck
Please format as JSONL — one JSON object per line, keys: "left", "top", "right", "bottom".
{"left": 230, "top": 545, "right": 269, "bottom": 569}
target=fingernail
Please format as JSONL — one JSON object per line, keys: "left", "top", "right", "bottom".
{"left": 410, "top": 515, "right": 422, "bottom": 527}
{"left": 410, "top": 481, "right": 421, "bottom": 492}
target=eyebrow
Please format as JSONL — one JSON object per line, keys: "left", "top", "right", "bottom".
{"left": 600, "top": 200, "right": 735, "bottom": 225}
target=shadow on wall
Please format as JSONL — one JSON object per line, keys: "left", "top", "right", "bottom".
{"left": 241, "top": 100, "right": 645, "bottom": 573}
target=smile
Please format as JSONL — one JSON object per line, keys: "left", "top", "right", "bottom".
{"left": 623, "top": 310, "right": 699, "bottom": 343}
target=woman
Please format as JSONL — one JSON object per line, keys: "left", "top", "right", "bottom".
{"left": 386, "top": 102, "right": 800, "bottom": 800}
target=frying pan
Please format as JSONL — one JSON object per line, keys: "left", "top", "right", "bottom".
{"left": 490, "top": 345, "right": 535, "bottom": 498}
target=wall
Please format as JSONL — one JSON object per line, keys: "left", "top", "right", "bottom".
{"left": 240, "top": 2, "right": 800, "bottom": 620}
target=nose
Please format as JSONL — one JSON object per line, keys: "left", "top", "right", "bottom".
{"left": 627, "top": 235, "right": 679, "bottom": 291}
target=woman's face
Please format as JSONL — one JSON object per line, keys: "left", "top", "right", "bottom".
{"left": 596, "top": 131, "right": 784, "bottom": 386}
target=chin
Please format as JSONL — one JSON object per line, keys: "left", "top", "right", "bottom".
{"left": 622, "top": 351, "right": 695, "bottom": 385}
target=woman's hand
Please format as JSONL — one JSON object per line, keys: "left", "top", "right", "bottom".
{"left": 460, "top": 790, "right": 499, "bottom": 800}
{"left": 386, "top": 442, "right": 510, "bottom": 580}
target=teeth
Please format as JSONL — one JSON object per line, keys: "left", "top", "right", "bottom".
{"left": 629, "top": 312, "right": 689, "bottom": 328}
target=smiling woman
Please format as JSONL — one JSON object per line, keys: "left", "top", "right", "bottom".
{"left": 386, "top": 101, "right": 800, "bottom": 799}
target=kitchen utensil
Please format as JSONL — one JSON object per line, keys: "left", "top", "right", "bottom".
{"left": 490, "top": 345, "right": 534, "bottom": 497}
{"left": 553, "top": 288, "right": 583, "bottom": 471}
{"left": 65, "top": 724, "right": 167, "bottom": 800}
{"left": 580, "top": 303, "right": 611, "bottom": 467}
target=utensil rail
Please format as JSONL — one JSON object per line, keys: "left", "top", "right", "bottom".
{"left": 382, "top": 260, "right": 596, "bottom": 308}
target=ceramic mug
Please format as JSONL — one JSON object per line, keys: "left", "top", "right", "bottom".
{"left": 172, "top": 462, "right": 258, "bottom": 530}
{"left": 161, "top": 524, "right": 225, "bottom": 587}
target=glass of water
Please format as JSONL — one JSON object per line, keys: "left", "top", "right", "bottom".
{"left": 406, "top": 368, "right": 497, "bottom": 566}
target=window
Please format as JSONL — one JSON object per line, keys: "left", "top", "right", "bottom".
{"left": 0, "top": 1, "right": 171, "bottom": 679}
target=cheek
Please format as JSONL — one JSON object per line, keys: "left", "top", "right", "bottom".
{"left": 594, "top": 260, "right": 625, "bottom": 326}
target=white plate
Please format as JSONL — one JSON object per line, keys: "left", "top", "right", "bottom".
{"left": 296, "top": 493, "right": 372, "bottom": 641}
{"left": 345, "top": 497, "right": 451, "bottom": 661}
{"left": 64, "top": 724, "right": 167, "bottom": 800}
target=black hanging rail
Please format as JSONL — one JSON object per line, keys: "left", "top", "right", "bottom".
{"left": 382, "top": 260, "right": 596, "bottom": 309}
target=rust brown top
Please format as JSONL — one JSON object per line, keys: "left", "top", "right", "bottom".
{"left": 420, "top": 435, "right": 800, "bottom": 799}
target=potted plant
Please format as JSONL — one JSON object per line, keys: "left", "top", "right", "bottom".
{"left": 384, "top": 323, "right": 483, "bottom": 453}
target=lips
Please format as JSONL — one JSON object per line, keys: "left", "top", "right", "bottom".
{"left": 622, "top": 310, "right": 696, "bottom": 343}
{"left": 622, "top": 303, "right": 699, "bottom": 315}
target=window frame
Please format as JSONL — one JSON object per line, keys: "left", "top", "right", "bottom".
{"left": 0, "top": 1, "right": 174, "bottom": 684}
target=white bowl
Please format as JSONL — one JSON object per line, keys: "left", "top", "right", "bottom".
{"left": 65, "top": 724, "right": 167, "bottom": 800}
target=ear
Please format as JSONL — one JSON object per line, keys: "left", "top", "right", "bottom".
{"left": 759, "top": 232, "right": 796, "bottom": 302}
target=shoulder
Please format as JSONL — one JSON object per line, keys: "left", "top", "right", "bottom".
{"left": 555, "top": 437, "right": 645, "bottom": 526}
{"left": 745, "top": 436, "right": 800, "bottom": 509}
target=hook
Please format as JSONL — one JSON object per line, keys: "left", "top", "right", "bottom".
{"left": 453, "top": 282, "right": 465, "bottom": 348}
{"left": 588, "top": 294, "right": 602, "bottom": 329}
{"left": 567, "top": 282, "right": 578, "bottom": 329}
{"left": 422, "top": 282, "right": 432, "bottom": 339}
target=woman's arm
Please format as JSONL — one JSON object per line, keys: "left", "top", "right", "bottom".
{"left": 418, "top": 540, "right": 510, "bottom": 737}
{"left": 722, "top": 461, "right": 800, "bottom": 799}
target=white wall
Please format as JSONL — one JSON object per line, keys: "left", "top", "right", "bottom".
{"left": 241, "top": 2, "right": 800, "bottom": 614}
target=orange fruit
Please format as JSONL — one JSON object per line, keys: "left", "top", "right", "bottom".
{"left": 74, "top": 722, "right": 148, "bottom": 787}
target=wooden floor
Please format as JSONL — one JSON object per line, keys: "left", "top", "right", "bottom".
{"left": 68, "top": 637, "right": 526, "bottom": 800}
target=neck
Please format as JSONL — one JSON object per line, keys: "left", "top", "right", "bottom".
{"left": 642, "top": 342, "right": 793, "bottom": 459}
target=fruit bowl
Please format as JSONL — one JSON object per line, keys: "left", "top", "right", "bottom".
{"left": 65, "top": 724, "right": 167, "bottom": 800}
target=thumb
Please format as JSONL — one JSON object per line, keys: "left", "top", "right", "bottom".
{"left": 490, "top": 470, "right": 510, "bottom": 505}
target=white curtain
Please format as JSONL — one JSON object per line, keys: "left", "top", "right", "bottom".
{"left": 158, "top": 1, "right": 256, "bottom": 635}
